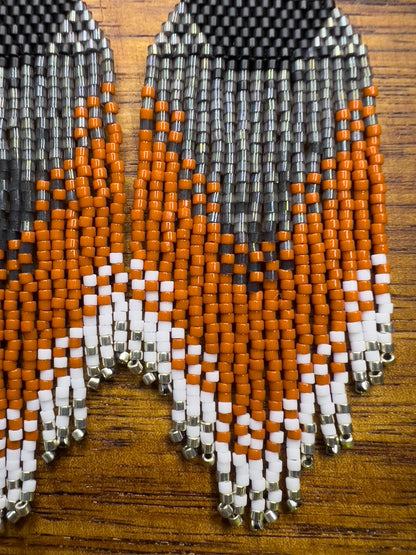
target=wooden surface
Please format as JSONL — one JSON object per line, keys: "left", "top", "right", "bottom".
{"left": 2, "top": 1, "right": 416, "bottom": 553}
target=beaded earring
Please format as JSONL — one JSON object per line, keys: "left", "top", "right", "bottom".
{"left": 128, "top": 0, "right": 394, "bottom": 530}
{"left": 0, "top": 1, "right": 124, "bottom": 525}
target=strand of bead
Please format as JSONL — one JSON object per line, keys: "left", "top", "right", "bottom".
{"left": 128, "top": 47, "right": 158, "bottom": 379}
{"left": 34, "top": 46, "right": 58, "bottom": 465}
{"left": 87, "top": 34, "right": 116, "bottom": 384}
{"left": 246, "top": 62, "right": 268, "bottom": 531}
{"left": 200, "top": 56, "right": 222, "bottom": 468}
{"left": 171, "top": 50, "right": 198, "bottom": 449}
{"left": 4, "top": 52, "right": 25, "bottom": 517}
{"left": 319, "top": 55, "right": 353, "bottom": 444}
{"left": 290, "top": 58, "right": 317, "bottom": 470}
{"left": 184, "top": 49, "right": 211, "bottom": 460}
{"left": 160, "top": 45, "right": 185, "bottom": 436}
{"left": 262, "top": 64, "right": 284, "bottom": 523}
{"left": 220, "top": 62, "right": 246, "bottom": 522}
{"left": 277, "top": 62, "right": 302, "bottom": 511}
{"left": 332, "top": 46, "right": 369, "bottom": 394}
{"left": 140, "top": 44, "right": 170, "bottom": 392}
{"left": 345, "top": 49, "right": 383, "bottom": 389}
{"left": 0, "top": 60, "right": 8, "bottom": 522}
{"left": 358, "top": 49, "right": 394, "bottom": 368}
{"left": 12, "top": 53, "right": 38, "bottom": 518}
{"left": 97, "top": 34, "right": 126, "bottom": 381}
{"left": 219, "top": 62, "right": 251, "bottom": 523}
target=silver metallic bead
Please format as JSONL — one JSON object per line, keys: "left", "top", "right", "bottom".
{"left": 355, "top": 380, "right": 371, "bottom": 394}
{"left": 249, "top": 490, "right": 264, "bottom": 501}
{"left": 202, "top": 452, "right": 215, "bottom": 466}
{"left": 264, "top": 509, "right": 279, "bottom": 524}
{"left": 380, "top": 342, "right": 394, "bottom": 354}
{"left": 73, "top": 398, "right": 86, "bottom": 409}
{"left": 58, "top": 406, "right": 72, "bottom": 417}
{"left": 339, "top": 433, "right": 354, "bottom": 449}
{"left": 87, "top": 366, "right": 100, "bottom": 377}
{"left": 228, "top": 514, "right": 243, "bottom": 527}
{"left": 142, "top": 372, "right": 156, "bottom": 386}
{"left": 187, "top": 437, "right": 200, "bottom": 449}
{"left": 15, "top": 501, "right": 31, "bottom": 518}
{"left": 102, "top": 356, "right": 115, "bottom": 368}
{"left": 87, "top": 376, "right": 100, "bottom": 390}
{"left": 130, "top": 350, "right": 143, "bottom": 361}
{"left": 182, "top": 445, "right": 197, "bottom": 460}
{"left": 250, "top": 510, "right": 264, "bottom": 531}
{"left": 72, "top": 428, "right": 86, "bottom": 442}
{"left": 42, "top": 451, "right": 56, "bottom": 464}
{"left": 381, "top": 352, "right": 395, "bottom": 365}
{"left": 157, "top": 351, "right": 170, "bottom": 363}
{"left": 369, "top": 369, "right": 384, "bottom": 385}
{"left": 99, "top": 335, "right": 112, "bottom": 346}
{"left": 114, "top": 342, "right": 128, "bottom": 354}
{"left": 169, "top": 429, "right": 183, "bottom": 443}
{"left": 301, "top": 454, "right": 314, "bottom": 469}
{"left": 127, "top": 359, "right": 143, "bottom": 375}
{"left": 158, "top": 383, "right": 172, "bottom": 395}
{"left": 217, "top": 503, "right": 233, "bottom": 519}
{"left": 235, "top": 485, "right": 246, "bottom": 496}
{"left": 101, "top": 367, "right": 114, "bottom": 380}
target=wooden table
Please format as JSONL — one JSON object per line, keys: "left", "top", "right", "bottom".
{"left": 3, "top": 1, "right": 416, "bottom": 553}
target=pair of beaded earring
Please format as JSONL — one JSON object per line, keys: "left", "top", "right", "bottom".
{"left": 0, "top": 0, "right": 393, "bottom": 532}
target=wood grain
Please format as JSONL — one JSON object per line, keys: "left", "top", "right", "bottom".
{"left": 2, "top": 1, "right": 416, "bottom": 553}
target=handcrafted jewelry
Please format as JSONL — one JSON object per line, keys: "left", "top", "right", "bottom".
{"left": 0, "top": 0, "right": 124, "bottom": 525}
{"left": 128, "top": 0, "right": 394, "bottom": 529}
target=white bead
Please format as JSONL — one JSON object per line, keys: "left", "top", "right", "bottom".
{"left": 201, "top": 432, "right": 213, "bottom": 444}
{"left": 238, "top": 434, "right": 251, "bottom": 446}
{"left": 345, "top": 301, "right": 359, "bottom": 313}
{"left": 252, "top": 499, "right": 266, "bottom": 512}
{"left": 337, "top": 413, "right": 351, "bottom": 426}
{"left": 232, "top": 453, "right": 246, "bottom": 467}
{"left": 358, "top": 290, "right": 373, "bottom": 302}
{"left": 54, "top": 357, "right": 68, "bottom": 368}
{"left": 315, "top": 384, "right": 331, "bottom": 397}
{"left": 234, "top": 493, "right": 248, "bottom": 506}
{"left": 218, "top": 402, "right": 232, "bottom": 414}
{"left": 269, "top": 490, "right": 282, "bottom": 503}
{"left": 160, "top": 281, "right": 174, "bottom": 292}
{"left": 313, "top": 363, "right": 328, "bottom": 375}
{"left": 98, "top": 265, "right": 111, "bottom": 276}
{"left": 22, "top": 480, "right": 36, "bottom": 493}
{"left": 296, "top": 353, "right": 311, "bottom": 364}
{"left": 98, "top": 285, "right": 112, "bottom": 296}
{"left": 200, "top": 391, "right": 214, "bottom": 403}
{"left": 172, "top": 410, "right": 185, "bottom": 422}
{"left": 83, "top": 274, "right": 97, "bottom": 287}
{"left": 7, "top": 409, "right": 20, "bottom": 420}
{"left": 188, "top": 344, "right": 201, "bottom": 356}
{"left": 70, "top": 327, "right": 83, "bottom": 339}
{"left": 301, "top": 432, "right": 315, "bottom": 444}
{"left": 321, "top": 423, "right": 337, "bottom": 436}
{"left": 187, "top": 425, "right": 199, "bottom": 437}
{"left": 333, "top": 372, "right": 349, "bottom": 383}
{"left": 343, "top": 280, "right": 357, "bottom": 292}
{"left": 365, "top": 350, "right": 380, "bottom": 362}
{"left": 130, "top": 258, "right": 143, "bottom": 270}
{"left": 42, "top": 429, "right": 55, "bottom": 441}
{"left": 26, "top": 400, "right": 40, "bottom": 411}
{"left": 356, "top": 269, "right": 371, "bottom": 281}
{"left": 55, "top": 337, "right": 69, "bottom": 348}
{"left": 249, "top": 419, "right": 263, "bottom": 431}
{"left": 115, "top": 272, "right": 128, "bottom": 283}
{"left": 145, "top": 271, "right": 158, "bottom": 281}
{"left": 330, "top": 331, "right": 344, "bottom": 342}
{"left": 171, "top": 327, "right": 185, "bottom": 339}
{"left": 286, "top": 477, "right": 300, "bottom": 491}
{"left": 333, "top": 352, "right": 348, "bottom": 363}
{"left": 287, "top": 458, "right": 301, "bottom": 471}
{"left": 110, "top": 252, "right": 123, "bottom": 264}
{"left": 302, "top": 373, "right": 315, "bottom": 384}
{"left": 218, "top": 481, "right": 233, "bottom": 494}
{"left": 375, "top": 273, "right": 390, "bottom": 284}
{"left": 7, "top": 490, "right": 20, "bottom": 502}
{"left": 300, "top": 402, "right": 315, "bottom": 415}
{"left": 159, "top": 302, "right": 172, "bottom": 312}
{"left": 282, "top": 399, "right": 297, "bottom": 411}
{"left": 351, "top": 359, "right": 367, "bottom": 372}
{"left": 250, "top": 438, "right": 263, "bottom": 450}
{"left": 205, "top": 370, "right": 219, "bottom": 382}
{"left": 145, "top": 291, "right": 158, "bottom": 302}
{"left": 203, "top": 352, "right": 218, "bottom": 363}
{"left": 38, "top": 348, "right": 52, "bottom": 360}
{"left": 269, "top": 410, "right": 284, "bottom": 423}
{"left": 237, "top": 413, "right": 250, "bottom": 426}
{"left": 371, "top": 253, "right": 387, "bottom": 266}
{"left": 321, "top": 402, "right": 335, "bottom": 415}
{"left": 131, "top": 279, "right": 145, "bottom": 291}
{"left": 317, "top": 343, "right": 331, "bottom": 355}
{"left": 269, "top": 431, "right": 284, "bottom": 443}
{"left": 284, "top": 418, "right": 299, "bottom": 431}
{"left": 144, "top": 311, "right": 158, "bottom": 323}
{"left": 347, "top": 321, "right": 362, "bottom": 334}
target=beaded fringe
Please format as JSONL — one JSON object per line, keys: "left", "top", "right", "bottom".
{"left": 0, "top": 1, "right": 124, "bottom": 524}
{"left": 128, "top": 1, "right": 394, "bottom": 529}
